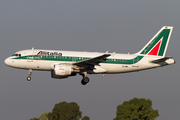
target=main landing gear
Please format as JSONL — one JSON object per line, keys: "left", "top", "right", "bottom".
{"left": 27, "top": 69, "right": 32, "bottom": 81}
{"left": 80, "top": 72, "right": 90, "bottom": 85}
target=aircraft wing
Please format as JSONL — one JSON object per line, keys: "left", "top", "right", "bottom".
{"left": 150, "top": 57, "right": 172, "bottom": 63}
{"left": 73, "top": 54, "right": 111, "bottom": 67}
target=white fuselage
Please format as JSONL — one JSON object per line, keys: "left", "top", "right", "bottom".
{"left": 4, "top": 49, "right": 175, "bottom": 74}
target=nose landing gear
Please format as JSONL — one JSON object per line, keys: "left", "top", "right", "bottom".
{"left": 27, "top": 69, "right": 32, "bottom": 81}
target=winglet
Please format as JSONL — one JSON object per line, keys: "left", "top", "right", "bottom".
{"left": 111, "top": 52, "right": 116, "bottom": 57}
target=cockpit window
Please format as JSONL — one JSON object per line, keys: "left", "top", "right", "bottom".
{"left": 12, "top": 54, "right": 21, "bottom": 57}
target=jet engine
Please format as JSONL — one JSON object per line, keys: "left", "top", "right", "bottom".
{"left": 51, "top": 64, "right": 76, "bottom": 79}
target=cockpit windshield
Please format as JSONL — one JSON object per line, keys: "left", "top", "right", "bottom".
{"left": 12, "top": 54, "right": 21, "bottom": 57}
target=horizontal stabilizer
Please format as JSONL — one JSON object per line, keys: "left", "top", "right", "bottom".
{"left": 150, "top": 57, "right": 172, "bottom": 63}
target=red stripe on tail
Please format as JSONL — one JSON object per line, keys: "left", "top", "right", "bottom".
{"left": 148, "top": 40, "right": 162, "bottom": 56}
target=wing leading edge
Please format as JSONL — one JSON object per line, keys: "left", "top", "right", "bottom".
{"left": 73, "top": 54, "right": 111, "bottom": 67}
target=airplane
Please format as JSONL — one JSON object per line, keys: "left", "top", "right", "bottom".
{"left": 4, "top": 26, "right": 175, "bottom": 85}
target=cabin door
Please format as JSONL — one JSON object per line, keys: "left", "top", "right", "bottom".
{"left": 132, "top": 57, "right": 139, "bottom": 68}
{"left": 27, "top": 51, "right": 33, "bottom": 62}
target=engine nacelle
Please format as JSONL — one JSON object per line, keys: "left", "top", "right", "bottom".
{"left": 54, "top": 64, "right": 72, "bottom": 76}
{"left": 51, "top": 64, "right": 77, "bottom": 79}
{"left": 51, "top": 70, "right": 69, "bottom": 79}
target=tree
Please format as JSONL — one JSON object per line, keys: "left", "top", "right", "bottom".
{"left": 113, "top": 98, "right": 159, "bottom": 120}
{"left": 48, "top": 101, "right": 82, "bottom": 120}
{"left": 29, "top": 118, "right": 39, "bottom": 120}
{"left": 82, "top": 116, "right": 90, "bottom": 120}
{"left": 39, "top": 112, "right": 48, "bottom": 120}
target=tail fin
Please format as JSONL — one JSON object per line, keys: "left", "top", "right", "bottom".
{"left": 137, "top": 26, "right": 173, "bottom": 57}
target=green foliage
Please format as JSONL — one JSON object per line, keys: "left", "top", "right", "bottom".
{"left": 29, "top": 118, "right": 39, "bottom": 120}
{"left": 39, "top": 112, "right": 48, "bottom": 120}
{"left": 82, "top": 116, "right": 90, "bottom": 120}
{"left": 48, "top": 101, "right": 82, "bottom": 120}
{"left": 113, "top": 98, "right": 159, "bottom": 120}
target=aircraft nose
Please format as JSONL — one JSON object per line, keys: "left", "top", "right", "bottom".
{"left": 4, "top": 58, "right": 10, "bottom": 66}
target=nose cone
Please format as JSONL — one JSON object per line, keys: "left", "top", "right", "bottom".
{"left": 4, "top": 58, "right": 9, "bottom": 65}
{"left": 4, "top": 57, "right": 19, "bottom": 68}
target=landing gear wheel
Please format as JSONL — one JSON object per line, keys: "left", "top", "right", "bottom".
{"left": 27, "top": 69, "right": 32, "bottom": 81}
{"left": 81, "top": 80, "right": 86, "bottom": 85}
{"left": 84, "top": 77, "right": 89, "bottom": 83}
{"left": 81, "top": 77, "right": 90, "bottom": 85}
{"left": 27, "top": 76, "right": 31, "bottom": 81}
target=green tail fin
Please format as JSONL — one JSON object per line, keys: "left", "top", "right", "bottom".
{"left": 137, "top": 26, "right": 173, "bottom": 57}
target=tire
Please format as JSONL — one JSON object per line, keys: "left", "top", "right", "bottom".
{"left": 81, "top": 80, "right": 86, "bottom": 85}
{"left": 81, "top": 77, "right": 90, "bottom": 85}
{"left": 27, "top": 76, "right": 31, "bottom": 81}
{"left": 84, "top": 77, "right": 89, "bottom": 83}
